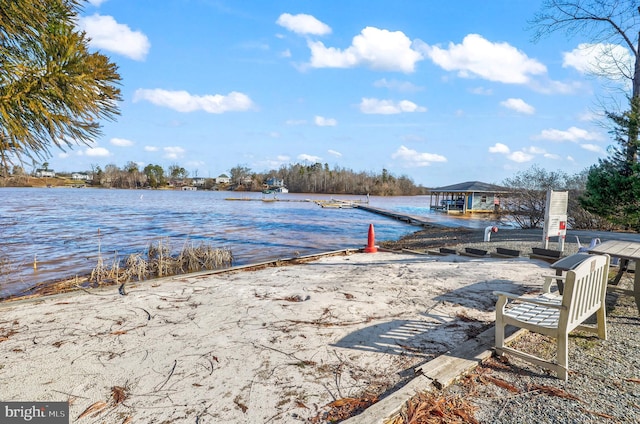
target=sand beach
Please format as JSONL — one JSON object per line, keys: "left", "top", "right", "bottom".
{"left": 0, "top": 247, "right": 555, "bottom": 423}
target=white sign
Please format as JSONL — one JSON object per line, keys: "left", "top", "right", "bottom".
{"left": 542, "top": 190, "right": 568, "bottom": 250}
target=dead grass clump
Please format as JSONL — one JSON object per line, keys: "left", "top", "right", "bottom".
{"left": 89, "top": 239, "right": 233, "bottom": 285}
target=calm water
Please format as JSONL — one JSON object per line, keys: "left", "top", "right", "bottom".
{"left": 0, "top": 188, "right": 497, "bottom": 298}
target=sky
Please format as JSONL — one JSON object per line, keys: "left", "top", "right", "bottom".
{"left": 45, "top": 0, "right": 634, "bottom": 187}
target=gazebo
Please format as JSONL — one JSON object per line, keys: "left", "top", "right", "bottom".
{"left": 429, "top": 181, "right": 509, "bottom": 214}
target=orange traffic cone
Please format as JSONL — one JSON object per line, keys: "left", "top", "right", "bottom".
{"left": 364, "top": 224, "right": 378, "bottom": 253}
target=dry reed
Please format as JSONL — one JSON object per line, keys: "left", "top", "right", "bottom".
{"left": 88, "top": 238, "right": 233, "bottom": 285}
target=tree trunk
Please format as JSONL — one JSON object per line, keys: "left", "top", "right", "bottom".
{"left": 628, "top": 33, "right": 640, "bottom": 165}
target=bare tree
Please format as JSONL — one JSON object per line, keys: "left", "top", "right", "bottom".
{"left": 531, "top": 0, "right": 640, "bottom": 163}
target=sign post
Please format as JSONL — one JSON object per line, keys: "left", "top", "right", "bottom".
{"left": 542, "top": 190, "right": 568, "bottom": 251}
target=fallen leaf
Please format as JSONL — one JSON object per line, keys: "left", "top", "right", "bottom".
{"left": 77, "top": 401, "right": 108, "bottom": 419}
{"left": 111, "top": 386, "right": 128, "bottom": 404}
{"left": 234, "top": 396, "right": 248, "bottom": 413}
{"left": 529, "top": 384, "right": 580, "bottom": 401}
{"left": 482, "top": 375, "right": 520, "bottom": 393}
{"left": 580, "top": 408, "right": 615, "bottom": 419}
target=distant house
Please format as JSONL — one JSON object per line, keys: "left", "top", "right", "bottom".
{"left": 429, "top": 181, "right": 508, "bottom": 214}
{"left": 216, "top": 174, "right": 231, "bottom": 184}
{"left": 71, "top": 173, "right": 90, "bottom": 181}
{"left": 265, "top": 177, "right": 285, "bottom": 187}
{"left": 35, "top": 169, "right": 55, "bottom": 178}
{"left": 192, "top": 177, "right": 206, "bottom": 187}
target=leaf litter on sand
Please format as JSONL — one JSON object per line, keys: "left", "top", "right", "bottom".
{"left": 310, "top": 396, "right": 379, "bottom": 423}
{"left": 383, "top": 391, "right": 478, "bottom": 424}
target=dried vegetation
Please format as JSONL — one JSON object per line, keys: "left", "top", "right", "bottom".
{"left": 90, "top": 238, "right": 233, "bottom": 285}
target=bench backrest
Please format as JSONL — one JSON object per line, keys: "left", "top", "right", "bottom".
{"left": 560, "top": 254, "right": 609, "bottom": 332}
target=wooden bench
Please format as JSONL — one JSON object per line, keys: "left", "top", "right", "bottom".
{"left": 493, "top": 254, "right": 610, "bottom": 380}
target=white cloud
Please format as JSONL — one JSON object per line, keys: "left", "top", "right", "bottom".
{"left": 578, "top": 110, "right": 601, "bottom": 121}
{"left": 535, "top": 126, "right": 602, "bottom": 142}
{"left": 133, "top": 89, "right": 254, "bottom": 113}
{"left": 314, "top": 116, "right": 337, "bottom": 126}
{"left": 308, "top": 26, "right": 423, "bottom": 73}
{"left": 471, "top": 86, "right": 493, "bottom": 95}
{"left": 419, "top": 34, "right": 546, "bottom": 84}
{"left": 488, "top": 143, "right": 510, "bottom": 154}
{"left": 581, "top": 143, "right": 605, "bottom": 153}
{"left": 328, "top": 149, "right": 342, "bottom": 157}
{"left": 163, "top": 146, "right": 185, "bottom": 160}
{"left": 523, "top": 146, "right": 546, "bottom": 155}
{"left": 507, "top": 151, "right": 534, "bottom": 163}
{"left": 528, "top": 79, "right": 584, "bottom": 95}
{"left": 563, "top": 43, "right": 632, "bottom": 79}
{"left": 373, "top": 78, "right": 423, "bottom": 93}
{"left": 77, "top": 14, "right": 150, "bottom": 61}
{"left": 500, "top": 98, "right": 535, "bottom": 114}
{"left": 144, "top": 146, "right": 159, "bottom": 152}
{"left": 391, "top": 145, "right": 447, "bottom": 167}
{"left": 87, "top": 0, "right": 107, "bottom": 6}
{"left": 276, "top": 13, "right": 331, "bottom": 36}
{"left": 280, "top": 49, "right": 292, "bottom": 58}
{"left": 85, "top": 147, "right": 110, "bottom": 157}
{"left": 298, "top": 153, "right": 322, "bottom": 162}
{"left": 110, "top": 137, "right": 134, "bottom": 147}
{"left": 359, "top": 98, "right": 426, "bottom": 114}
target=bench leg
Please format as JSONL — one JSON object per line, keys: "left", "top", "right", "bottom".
{"left": 557, "top": 333, "right": 568, "bottom": 381}
{"left": 495, "top": 298, "right": 507, "bottom": 354}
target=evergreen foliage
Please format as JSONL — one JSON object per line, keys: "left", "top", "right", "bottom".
{"left": 581, "top": 97, "right": 640, "bottom": 230}
{"left": 0, "top": 0, "right": 122, "bottom": 174}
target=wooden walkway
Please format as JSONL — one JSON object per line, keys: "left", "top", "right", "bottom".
{"left": 223, "top": 196, "right": 438, "bottom": 228}
{"left": 354, "top": 205, "right": 442, "bottom": 227}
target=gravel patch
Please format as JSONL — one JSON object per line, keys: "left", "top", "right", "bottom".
{"left": 381, "top": 226, "right": 640, "bottom": 424}
{"left": 445, "top": 290, "right": 640, "bottom": 424}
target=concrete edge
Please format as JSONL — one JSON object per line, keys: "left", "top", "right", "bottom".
{"left": 342, "top": 326, "right": 526, "bottom": 424}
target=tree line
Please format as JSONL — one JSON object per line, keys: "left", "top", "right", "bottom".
{"left": 3, "top": 160, "right": 428, "bottom": 195}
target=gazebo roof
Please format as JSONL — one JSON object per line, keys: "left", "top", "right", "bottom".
{"left": 431, "top": 180, "right": 508, "bottom": 193}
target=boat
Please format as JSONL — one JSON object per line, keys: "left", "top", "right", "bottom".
{"left": 274, "top": 187, "right": 289, "bottom": 194}
{"left": 262, "top": 189, "right": 274, "bottom": 194}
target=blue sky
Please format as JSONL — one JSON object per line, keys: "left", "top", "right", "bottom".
{"left": 48, "top": 0, "right": 632, "bottom": 187}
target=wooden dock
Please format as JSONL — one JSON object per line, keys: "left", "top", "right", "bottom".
{"left": 224, "top": 197, "right": 309, "bottom": 202}
{"left": 354, "top": 205, "right": 441, "bottom": 227}
{"left": 223, "top": 196, "right": 437, "bottom": 228}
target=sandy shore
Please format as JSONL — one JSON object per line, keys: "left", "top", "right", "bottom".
{"left": 0, "top": 248, "right": 555, "bottom": 423}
